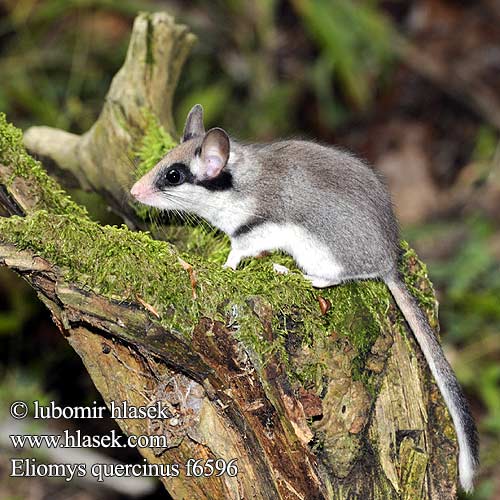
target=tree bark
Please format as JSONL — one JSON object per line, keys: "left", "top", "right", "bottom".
{"left": 0, "top": 11, "right": 459, "bottom": 500}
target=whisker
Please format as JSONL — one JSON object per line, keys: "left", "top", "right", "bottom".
{"left": 159, "top": 191, "right": 265, "bottom": 220}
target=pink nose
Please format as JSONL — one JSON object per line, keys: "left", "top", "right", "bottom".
{"left": 130, "top": 180, "right": 152, "bottom": 200}
{"left": 130, "top": 181, "right": 141, "bottom": 198}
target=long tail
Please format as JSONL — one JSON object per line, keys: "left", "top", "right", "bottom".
{"left": 385, "top": 274, "right": 479, "bottom": 492}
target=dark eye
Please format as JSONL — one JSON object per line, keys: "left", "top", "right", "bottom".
{"left": 166, "top": 168, "right": 182, "bottom": 184}
{"left": 155, "top": 163, "right": 189, "bottom": 190}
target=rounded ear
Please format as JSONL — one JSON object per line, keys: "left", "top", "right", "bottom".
{"left": 182, "top": 104, "right": 205, "bottom": 142}
{"left": 199, "top": 128, "right": 230, "bottom": 179}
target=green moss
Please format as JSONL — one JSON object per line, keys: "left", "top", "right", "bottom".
{"left": 134, "top": 111, "right": 177, "bottom": 181}
{"left": 399, "top": 240, "right": 437, "bottom": 325}
{"left": 0, "top": 113, "right": 87, "bottom": 218}
{"left": 0, "top": 116, "right": 437, "bottom": 389}
{"left": 132, "top": 110, "right": 177, "bottom": 221}
{"left": 0, "top": 209, "right": 324, "bottom": 351}
{"left": 327, "top": 280, "right": 390, "bottom": 370}
{"left": 291, "top": 243, "right": 434, "bottom": 396}
{"left": 0, "top": 211, "right": 199, "bottom": 334}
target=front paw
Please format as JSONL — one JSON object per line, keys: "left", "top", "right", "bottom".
{"left": 224, "top": 250, "right": 242, "bottom": 270}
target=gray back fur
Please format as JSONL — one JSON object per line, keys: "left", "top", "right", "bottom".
{"left": 229, "top": 140, "right": 400, "bottom": 278}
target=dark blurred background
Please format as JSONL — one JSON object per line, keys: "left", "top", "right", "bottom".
{"left": 0, "top": 0, "right": 499, "bottom": 499}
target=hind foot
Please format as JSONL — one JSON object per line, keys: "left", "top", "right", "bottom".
{"left": 304, "top": 275, "right": 340, "bottom": 288}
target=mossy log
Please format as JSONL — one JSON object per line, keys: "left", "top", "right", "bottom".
{"left": 0, "top": 11, "right": 459, "bottom": 500}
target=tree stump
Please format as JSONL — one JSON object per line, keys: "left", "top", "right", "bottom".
{"left": 0, "top": 11, "right": 459, "bottom": 500}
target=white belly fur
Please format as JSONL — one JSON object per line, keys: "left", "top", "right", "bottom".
{"left": 233, "top": 222, "right": 343, "bottom": 280}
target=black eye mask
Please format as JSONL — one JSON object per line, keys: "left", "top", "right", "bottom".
{"left": 155, "top": 163, "right": 192, "bottom": 190}
{"left": 154, "top": 162, "right": 234, "bottom": 192}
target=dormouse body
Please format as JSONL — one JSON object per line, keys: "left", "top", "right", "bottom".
{"left": 131, "top": 104, "right": 479, "bottom": 491}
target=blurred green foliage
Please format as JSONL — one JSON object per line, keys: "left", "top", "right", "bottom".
{"left": 292, "top": 0, "right": 393, "bottom": 116}
{"left": 175, "top": 0, "right": 393, "bottom": 138}
{"left": 414, "top": 217, "right": 500, "bottom": 431}
{"left": 0, "top": 0, "right": 394, "bottom": 137}
{"left": 0, "top": 0, "right": 154, "bottom": 131}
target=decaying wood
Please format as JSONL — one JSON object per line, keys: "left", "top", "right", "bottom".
{"left": 0, "top": 11, "right": 461, "bottom": 500}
